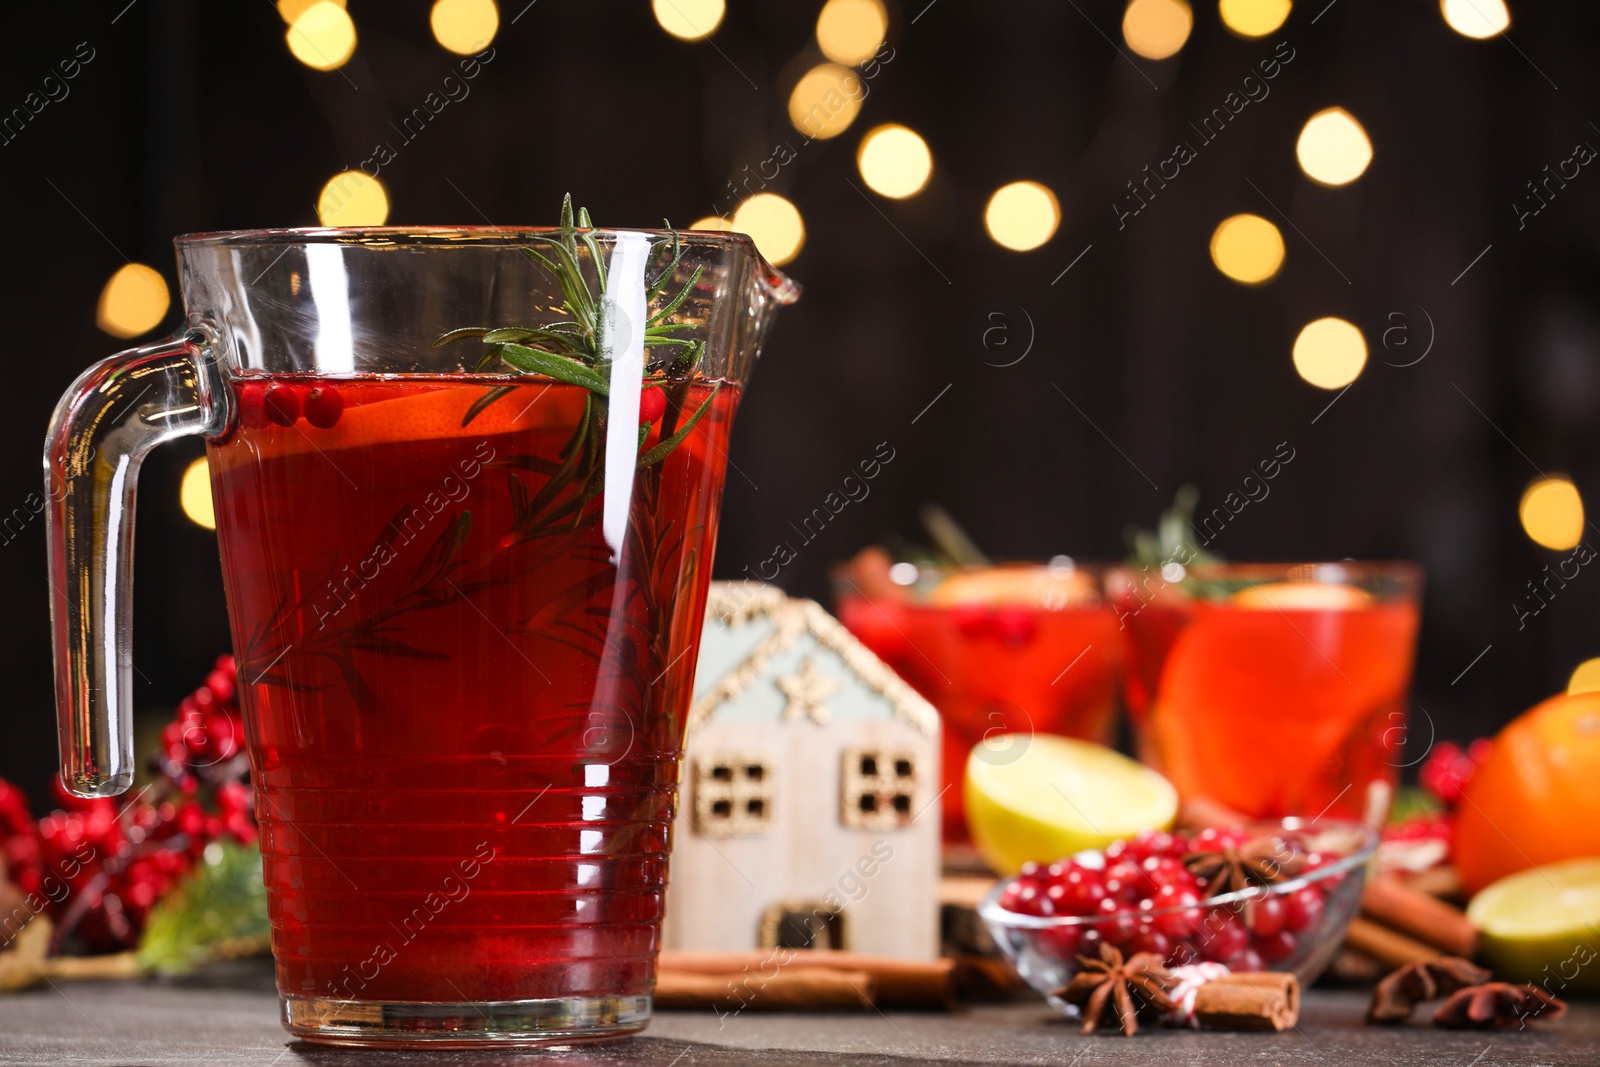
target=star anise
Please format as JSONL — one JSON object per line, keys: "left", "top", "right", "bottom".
{"left": 1368, "top": 957, "right": 1493, "bottom": 1023}
{"left": 1182, "top": 833, "right": 1306, "bottom": 897}
{"left": 1433, "top": 982, "right": 1567, "bottom": 1030}
{"left": 1052, "top": 943, "right": 1175, "bottom": 1036}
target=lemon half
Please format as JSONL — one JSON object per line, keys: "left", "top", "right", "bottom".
{"left": 966, "top": 735, "right": 1177, "bottom": 875}
{"left": 1468, "top": 858, "right": 1600, "bottom": 992}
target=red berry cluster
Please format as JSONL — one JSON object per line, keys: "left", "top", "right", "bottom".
{"left": 238, "top": 381, "right": 345, "bottom": 430}
{"left": 0, "top": 655, "right": 255, "bottom": 953}
{"left": 1419, "top": 739, "right": 1493, "bottom": 805}
{"left": 996, "top": 828, "right": 1340, "bottom": 973}
{"left": 1383, "top": 810, "right": 1452, "bottom": 851}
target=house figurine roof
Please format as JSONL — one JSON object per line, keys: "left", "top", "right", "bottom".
{"left": 689, "top": 581, "right": 938, "bottom": 735}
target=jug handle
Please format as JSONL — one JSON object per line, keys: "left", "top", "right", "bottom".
{"left": 44, "top": 327, "right": 231, "bottom": 798}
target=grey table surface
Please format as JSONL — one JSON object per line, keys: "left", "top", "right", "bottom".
{"left": 0, "top": 965, "right": 1591, "bottom": 1066}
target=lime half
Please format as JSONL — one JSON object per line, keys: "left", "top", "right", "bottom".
{"left": 1468, "top": 858, "right": 1600, "bottom": 993}
{"left": 965, "top": 735, "right": 1178, "bottom": 876}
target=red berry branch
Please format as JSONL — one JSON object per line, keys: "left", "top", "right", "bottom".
{"left": 0, "top": 655, "right": 256, "bottom": 955}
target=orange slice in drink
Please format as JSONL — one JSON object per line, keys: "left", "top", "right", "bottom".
{"left": 1230, "top": 581, "right": 1371, "bottom": 610}
{"left": 931, "top": 565, "right": 1099, "bottom": 609}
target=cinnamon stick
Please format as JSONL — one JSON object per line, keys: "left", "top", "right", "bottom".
{"left": 655, "top": 967, "right": 875, "bottom": 1011}
{"left": 1401, "top": 865, "right": 1464, "bottom": 901}
{"left": 658, "top": 949, "right": 955, "bottom": 1009}
{"left": 1344, "top": 916, "right": 1442, "bottom": 970}
{"left": 1175, "top": 795, "right": 1251, "bottom": 832}
{"left": 1361, "top": 876, "right": 1479, "bottom": 957}
{"left": 1189, "top": 972, "right": 1300, "bottom": 1031}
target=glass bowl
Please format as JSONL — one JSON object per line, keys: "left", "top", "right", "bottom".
{"left": 978, "top": 819, "right": 1378, "bottom": 1014}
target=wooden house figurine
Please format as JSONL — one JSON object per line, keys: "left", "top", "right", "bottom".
{"left": 662, "top": 582, "right": 942, "bottom": 961}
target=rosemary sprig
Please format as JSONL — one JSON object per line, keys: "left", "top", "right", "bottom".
{"left": 436, "top": 194, "right": 709, "bottom": 428}
{"left": 436, "top": 195, "right": 720, "bottom": 553}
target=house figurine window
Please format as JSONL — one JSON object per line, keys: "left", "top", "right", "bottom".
{"left": 759, "top": 900, "right": 849, "bottom": 951}
{"left": 840, "top": 748, "right": 919, "bottom": 831}
{"left": 691, "top": 753, "right": 775, "bottom": 838}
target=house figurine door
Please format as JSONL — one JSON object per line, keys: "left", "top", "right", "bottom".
{"left": 661, "top": 583, "right": 942, "bottom": 961}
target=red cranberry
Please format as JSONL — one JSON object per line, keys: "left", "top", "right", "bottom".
{"left": 1192, "top": 826, "right": 1250, "bottom": 851}
{"left": 1138, "top": 856, "right": 1195, "bottom": 892}
{"left": 205, "top": 669, "right": 236, "bottom": 705}
{"left": 263, "top": 384, "right": 302, "bottom": 426}
{"left": 1130, "top": 829, "right": 1187, "bottom": 860}
{"left": 1226, "top": 948, "right": 1265, "bottom": 973}
{"left": 1104, "top": 860, "right": 1147, "bottom": 903}
{"left": 953, "top": 604, "right": 992, "bottom": 639}
{"left": 1054, "top": 868, "right": 1108, "bottom": 915}
{"left": 1018, "top": 861, "right": 1043, "bottom": 882}
{"left": 639, "top": 388, "right": 667, "bottom": 424}
{"left": 1153, "top": 889, "right": 1204, "bottom": 939}
{"left": 1129, "top": 924, "right": 1172, "bottom": 960}
{"left": 993, "top": 607, "right": 1037, "bottom": 647}
{"left": 1037, "top": 925, "right": 1082, "bottom": 961}
{"left": 1095, "top": 896, "right": 1137, "bottom": 943}
{"left": 1255, "top": 930, "right": 1298, "bottom": 963}
{"left": 1199, "top": 910, "right": 1249, "bottom": 961}
{"left": 1247, "top": 895, "right": 1287, "bottom": 937}
{"left": 237, "top": 383, "right": 269, "bottom": 428}
{"left": 305, "top": 386, "right": 345, "bottom": 428}
{"left": 1284, "top": 887, "right": 1324, "bottom": 932}
{"left": 1013, "top": 882, "right": 1048, "bottom": 916}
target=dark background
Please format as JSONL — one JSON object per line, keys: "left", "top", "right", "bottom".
{"left": 2, "top": 1, "right": 1597, "bottom": 800}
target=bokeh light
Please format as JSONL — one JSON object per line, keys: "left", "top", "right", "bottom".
{"left": 984, "top": 181, "right": 1060, "bottom": 252}
{"left": 1296, "top": 107, "right": 1373, "bottom": 186}
{"left": 180, "top": 458, "right": 216, "bottom": 531}
{"left": 286, "top": 1, "right": 357, "bottom": 71}
{"left": 816, "top": 0, "right": 888, "bottom": 66}
{"left": 1441, "top": 0, "right": 1509, "bottom": 38}
{"left": 1569, "top": 658, "right": 1600, "bottom": 696}
{"left": 652, "top": 0, "right": 725, "bottom": 41}
{"left": 1520, "top": 476, "right": 1585, "bottom": 551}
{"left": 1210, "top": 213, "right": 1286, "bottom": 285}
{"left": 277, "top": 0, "right": 344, "bottom": 22}
{"left": 96, "top": 264, "right": 171, "bottom": 339}
{"left": 732, "top": 193, "right": 806, "bottom": 266}
{"left": 317, "top": 171, "right": 389, "bottom": 226}
{"left": 1219, "top": 0, "right": 1291, "bottom": 36}
{"left": 1122, "top": 0, "right": 1193, "bottom": 60}
{"left": 857, "top": 124, "right": 933, "bottom": 199}
{"left": 1292, "top": 317, "right": 1367, "bottom": 389}
{"left": 430, "top": 0, "right": 498, "bottom": 54}
{"left": 689, "top": 216, "right": 735, "bottom": 231}
{"left": 788, "top": 63, "right": 865, "bottom": 140}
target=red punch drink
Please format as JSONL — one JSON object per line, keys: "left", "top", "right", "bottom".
{"left": 209, "top": 378, "right": 737, "bottom": 1005}
{"left": 1112, "top": 564, "right": 1421, "bottom": 823}
{"left": 836, "top": 556, "right": 1123, "bottom": 843}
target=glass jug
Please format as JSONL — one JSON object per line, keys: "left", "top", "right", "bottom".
{"left": 45, "top": 218, "right": 796, "bottom": 1047}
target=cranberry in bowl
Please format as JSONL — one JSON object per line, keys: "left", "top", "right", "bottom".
{"left": 978, "top": 820, "right": 1378, "bottom": 1013}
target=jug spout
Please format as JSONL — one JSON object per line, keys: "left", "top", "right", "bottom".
{"left": 733, "top": 244, "right": 801, "bottom": 370}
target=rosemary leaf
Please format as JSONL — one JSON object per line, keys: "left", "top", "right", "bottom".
{"left": 483, "top": 327, "right": 586, "bottom": 352}
{"left": 435, "top": 326, "right": 490, "bottom": 347}
{"left": 461, "top": 384, "right": 516, "bottom": 427}
{"left": 647, "top": 263, "right": 703, "bottom": 326}
{"left": 499, "top": 344, "right": 611, "bottom": 395}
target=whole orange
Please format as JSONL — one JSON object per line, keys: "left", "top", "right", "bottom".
{"left": 1455, "top": 691, "right": 1600, "bottom": 894}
